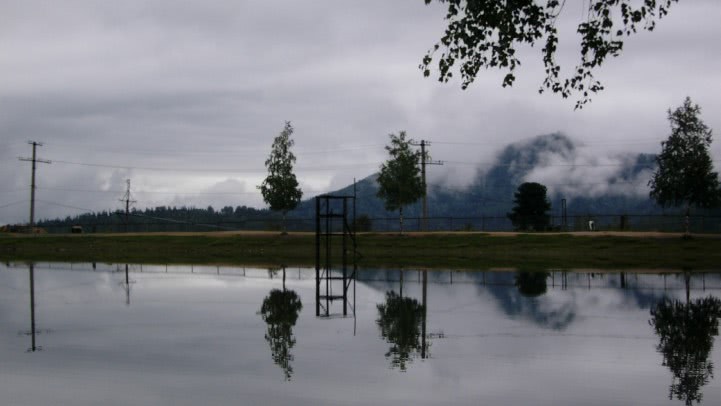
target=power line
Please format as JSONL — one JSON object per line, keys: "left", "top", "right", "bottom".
{"left": 35, "top": 186, "right": 337, "bottom": 196}
{"left": 0, "top": 200, "right": 28, "bottom": 210}
{"left": 35, "top": 200, "right": 96, "bottom": 213}
{"left": 48, "top": 159, "right": 379, "bottom": 173}
{"left": 36, "top": 187, "right": 259, "bottom": 195}
{"left": 443, "top": 160, "right": 660, "bottom": 168}
{"left": 43, "top": 152, "right": 699, "bottom": 174}
{"left": 129, "top": 212, "right": 236, "bottom": 231}
{"left": 431, "top": 139, "right": 663, "bottom": 147}
{"left": 41, "top": 140, "right": 383, "bottom": 158}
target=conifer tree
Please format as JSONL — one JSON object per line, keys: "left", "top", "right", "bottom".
{"left": 649, "top": 98, "right": 720, "bottom": 235}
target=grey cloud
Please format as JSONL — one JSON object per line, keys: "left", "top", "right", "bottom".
{"left": 2, "top": 0, "right": 720, "bottom": 224}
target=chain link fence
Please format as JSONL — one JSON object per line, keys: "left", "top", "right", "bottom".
{"left": 31, "top": 213, "right": 721, "bottom": 234}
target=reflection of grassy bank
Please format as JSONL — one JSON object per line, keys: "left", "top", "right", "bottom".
{"left": 1, "top": 232, "right": 720, "bottom": 270}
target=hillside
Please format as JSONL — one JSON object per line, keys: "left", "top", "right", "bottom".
{"left": 291, "top": 133, "right": 664, "bottom": 222}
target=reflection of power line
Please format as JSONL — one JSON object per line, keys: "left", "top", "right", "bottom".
{"left": 5, "top": 264, "right": 721, "bottom": 291}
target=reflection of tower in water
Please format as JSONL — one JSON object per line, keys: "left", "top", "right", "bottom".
{"left": 315, "top": 195, "right": 357, "bottom": 320}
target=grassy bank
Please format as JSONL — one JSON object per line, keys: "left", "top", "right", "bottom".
{"left": 1, "top": 232, "right": 720, "bottom": 270}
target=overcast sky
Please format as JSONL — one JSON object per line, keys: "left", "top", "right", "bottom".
{"left": 2, "top": 0, "right": 720, "bottom": 224}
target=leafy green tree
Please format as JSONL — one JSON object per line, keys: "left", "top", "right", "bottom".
{"left": 377, "top": 131, "right": 423, "bottom": 234}
{"left": 649, "top": 98, "right": 721, "bottom": 235}
{"left": 259, "top": 269, "right": 303, "bottom": 381}
{"left": 259, "top": 121, "right": 303, "bottom": 233}
{"left": 650, "top": 296, "right": 721, "bottom": 405}
{"left": 507, "top": 182, "right": 551, "bottom": 231}
{"left": 421, "top": 0, "right": 679, "bottom": 108}
{"left": 376, "top": 290, "right": 428, "bottom": 371}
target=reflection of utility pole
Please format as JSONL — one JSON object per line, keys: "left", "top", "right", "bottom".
{"left": 282, "top": 266, "right": 286, "bottom": 291}
{"left": 410, "top": 140, "right": 443, "bottom": 231}
{"left": 19, "top": 141, "right": 51, "bottom": 229}
{"left": 120, "top": 264, "right": 135, "bottom": 306}
{"left": 119, "top": 179, "right": 136, "bottom": 233}
{"left": 421, "top": 270, "right": 427, "bottom": 359}
{"left": 29, "top": 263, "right": 37, "bottom": 352}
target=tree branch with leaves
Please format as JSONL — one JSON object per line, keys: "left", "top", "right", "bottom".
{"left": 421, "top": 0, "right": 679, "bottom": 109}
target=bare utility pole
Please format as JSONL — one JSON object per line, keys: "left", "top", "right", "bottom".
{"left": 411, "top": 140, "right": 442, "bottom": 231}
{"left": 119, "top": 179, "right": 136, "bottom": 232}
{"left": 19, "top": 141, "right": 51, "bottom": 230}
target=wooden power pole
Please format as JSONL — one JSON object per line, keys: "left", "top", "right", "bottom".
{"left": 119, "top": 179, "right": 136, "bottom": 232}
{"left": 19, "top": 141, "right": 51, "bottom": 230}
{"left": 411, "top": 140, "right": 442, "bottom": 231}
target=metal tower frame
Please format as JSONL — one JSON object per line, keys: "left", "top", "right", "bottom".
{"left": 315, "top": 194, "right": 357, "bottom": 318}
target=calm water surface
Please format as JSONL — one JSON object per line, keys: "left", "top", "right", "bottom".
{"left": 1, "top": 262, "right": 720, "bottom": 406}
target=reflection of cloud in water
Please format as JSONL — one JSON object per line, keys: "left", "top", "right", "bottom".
{"left": 478, "top": 272, "right": 718, "bottom": 331}
{"left": 356, "top": 270, "right": 721, "bottom": 331}
{"left": 481, "top": 272, "right": 577, "bottom": 330}
{"left": 2, "top": 263, "right": 721, "bottom": 406}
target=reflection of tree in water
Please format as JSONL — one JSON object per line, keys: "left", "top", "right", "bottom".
{"left": 260, "top": 288, "right": 302, "bottom": 380}
{"left": 376, "top": 291, "right": 427, "bottom": 371}
{"left": 514, "top": 272, "right": 549, "bottom": 297}
{"left": 650, "top": 296, "right": 721, "bottom": 405}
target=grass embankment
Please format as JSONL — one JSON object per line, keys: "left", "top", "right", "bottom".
{"left": 1, "top": 232, "right": 719, "bottom": 270}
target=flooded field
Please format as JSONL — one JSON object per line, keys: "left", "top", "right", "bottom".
{"left": 1, "top": 262, "right": 720, "bottom": 405}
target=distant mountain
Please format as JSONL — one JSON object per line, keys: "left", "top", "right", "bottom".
{"left": 291, "top": 133, "right": 664, "bottom": 223}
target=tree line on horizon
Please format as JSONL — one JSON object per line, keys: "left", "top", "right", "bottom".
{"left": 32, "top": 97, "right": 721, "bottom": 234}
{"left": 36, "top": 204, "right": 277, "bottom": 232}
